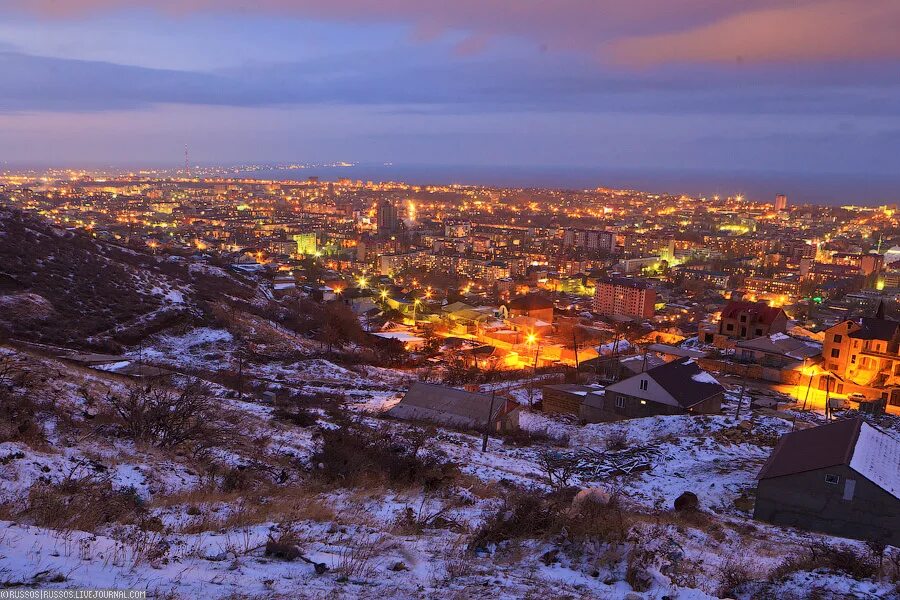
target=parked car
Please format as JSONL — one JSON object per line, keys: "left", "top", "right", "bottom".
{"left": 847, "top": 392, "right": 866, "bottom": 403}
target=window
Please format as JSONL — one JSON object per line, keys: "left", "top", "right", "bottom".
{"left": 824, "top": 473, "right": 840, "bottom": 485}
{"left": 740, "top": 315, "right": 747, "bottom": 323}
{"left": 615, "top": 397, "right": 625, "bottom": 409}
{"left": 851, "top": 355, "right": 856, "bottom": 364}
{"left": 842, "top": 479, "right": 856, "bottom": 501}
{"left": 639, "top": 379, "right": 648, "bottom": 391}
{"left": 726, "top": 323, "right": 734, "bottom": 332}
{"left": 830, "top": 348, "right": 840, "bottom": 358}
{"left": 755, "top": 328, "right": 763, "bottom": 336}
{"left": 833, "top": 334, "right": 842, "bottom": 344}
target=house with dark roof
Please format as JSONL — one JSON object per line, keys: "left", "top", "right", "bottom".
{"left": 822, "top": 317, "right": 900, "bottom": 406}
{"left": 505, "top": 293, "right": 554, "bottom": 324}
{"left": 717, "top": 300, "right": 788, "bottom": 341}
{"left": 387, "top": 382, "right": 520, "bottom": 432}
{"left": 583, "top": 357, "right": 724, "bottom": 422}
{"left": 754, "top": 418, "right": 899, "bottom": 545}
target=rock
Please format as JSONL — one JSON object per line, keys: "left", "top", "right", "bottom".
{"left": 674, "top": 491, "right": 699, "bottom": 511}
{"left": 264, "top": 541, "right": 301, "bottom": 561}
{"left": 389, "top": 561, "right": 408, "bottom": 572}
{"left": 205, "top": 552, "right": 228, "bottom": 562}
{"left": 540, "top": 549, "right": 558, "bottom": 565}
{"left": 570, "top": 486, "right": 612, "bottom": 515}
{"left": 625, "top": 593, "right": 644, "bottom": 600}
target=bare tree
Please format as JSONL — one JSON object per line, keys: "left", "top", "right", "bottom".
{"left": 536, "top": 450, "right": 579, "bottom": 491}
{"left": 104, "top": 380, "right": 228, "bottom": 454}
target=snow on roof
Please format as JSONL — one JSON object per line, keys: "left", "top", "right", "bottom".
{"left": 850, "top": 422, "right": 900, "bottom": 500}
{"left": 691, "top": 371, "right": 720, "bottom": 385}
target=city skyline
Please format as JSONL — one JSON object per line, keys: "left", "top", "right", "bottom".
{"left": 1, "top": 1, "right": 900, "bottom": 203}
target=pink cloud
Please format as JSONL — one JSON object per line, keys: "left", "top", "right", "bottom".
{"left": 609, "top": 1, "right": 900, "bottom": 65}
{"left": 7, "top": 0, "right": 900, "bottom": 64}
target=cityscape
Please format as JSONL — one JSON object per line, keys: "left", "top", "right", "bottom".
{"left": 1, "top": 1, "right": 900, "bottom": 599}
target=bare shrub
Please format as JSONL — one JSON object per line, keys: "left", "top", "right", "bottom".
{"left": 502, "top": 427, "right": 569, "bottom": 448}
{"left": 310, "top": 422, "right": 457, "bottom": 489}
{"left": 25, "top": 471, "right": 147, "bottom": 533}
{"left": 468, "top": 487, "right": 630, "bottom": 556}
{"left": 718, "top": 556, "right": 761, "bottom": 597}
{"left": 334, "top": 534, "right": 386, "bottom": 582}
{"left": 536, "top": 450, "right": 579, "bottom": 491}
{"left": 604, "top": 428, "right": 629, "bottom": 451}
{"left": 103, "top": 381, "right": 232, "bottom": 454}
{"left": 770, "top": 541, "right": 879, "bottom": 581}
{"left": 0, "top": 353, "right": 46, "bottom": 446}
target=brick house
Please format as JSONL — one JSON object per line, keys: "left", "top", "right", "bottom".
{"left": 822, "top": 317, "right": 900, "bottom": 406}
{"left": 717, "top": 300, "right": 788, "bottom": 341}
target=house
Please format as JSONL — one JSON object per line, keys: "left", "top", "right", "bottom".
{"left": 822, "top": 316, "right": 900, "bottom": 407}
{"left": 387, "top": 382, "right": 520, "bottom": 432}
{"left": 541, "top": 384, "right": 605, "bottom": 417}
{"left": 754, "top": 418, "right": 899, "bottom": 546}
{"left": 505, "top": 293, "right": 554, "bottom": 325}
{"left": 735, "top": 333, "right": 821, "bottom": 369}
{"left": 583, "top": 357, "right": 724, "bottom": 422}
{"left": 717, "top": 300, "right": 788, "bottom": 341}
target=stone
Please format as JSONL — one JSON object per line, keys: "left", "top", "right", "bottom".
{"left": 674, "top": 491, "right": 699, "bottom": 511}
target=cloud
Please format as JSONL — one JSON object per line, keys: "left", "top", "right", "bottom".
{"left": 12, "top": 0, "right": 899, "bottom": 65}
{"left": 2, "top": 47, "right": 900, "bottom": 118}
{"left": 609, "top": 1, "right": 900, "bottom": 65}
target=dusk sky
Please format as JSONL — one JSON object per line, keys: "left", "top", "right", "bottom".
{"left": 2, "top": 1, "right": 900, "bottom": 200}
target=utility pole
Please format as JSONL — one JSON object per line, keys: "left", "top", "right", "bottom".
{"left": 527, "top": 340, "right": 541, "bottom": 407}
{"left": 572, "top": 327, "right": 580, "bottom": 372}
{"left": 734, "top": 364, "right": 749, "bottom": 420}
{"left": 481, "top": 389, "right": 497, "bottom": 452}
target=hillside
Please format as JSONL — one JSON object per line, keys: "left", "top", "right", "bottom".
{"left": 0, "top": 210, "right": 897, "bottom": 599}
{"left": 0, "top": 208, "right": 257, "bottom": 349}
{"left": 0, "top": 342, "right": 897, "bottom": 599}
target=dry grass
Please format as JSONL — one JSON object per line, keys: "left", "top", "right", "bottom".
{"left": 160, "top": 484, "right": 338, "bottom": 534}
{"left": 468, "top": 488, "right": 631, "bottom": 554}
{"left": 24, "top": 472, "right": 148, "bottom": 533}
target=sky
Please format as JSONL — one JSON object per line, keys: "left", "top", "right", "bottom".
{"left": 1, "top": 1, "right": 900, "bottom": 202}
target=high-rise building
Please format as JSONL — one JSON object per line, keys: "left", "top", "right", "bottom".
{"left": 293, "top": 232, "right": 317, "bottom": 255}
{"left": 774, "top": 194, "right": 788, "bottom": 211}
{"left": 593, "top": 278, "right": 656, "bottom": 319}
{"left": 377, "top": 200, "right": 400, "bottom": 236}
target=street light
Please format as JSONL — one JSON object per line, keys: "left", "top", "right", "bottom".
{"left": 526, "top": 333, "right": 541, "bottom": 407}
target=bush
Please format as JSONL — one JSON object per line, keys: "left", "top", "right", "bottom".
{"left": 0, "top": 354, "right": 46, "bottom": 446}
{"left": 103, "top": 381, "right": 231, "bottom": 454}
{"left": 26, "top": 473, "right": 146, "bottom": 532}
{"left": 770, "top": 541, "right": 879, "bottom": 581}
{"left": 310, "top": 422, "right": 457, "bottom": 489}
{"left": 468, "top": 489, "right": 630, "bottom": 553}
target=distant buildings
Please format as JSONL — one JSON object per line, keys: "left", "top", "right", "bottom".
{"left": 593, "top": 278, "right": 655, "bottom": 319}
{"left": 774, "top": 194, "right": 788, "bottom": 211}
{"left": 754, "top": 418, "right": 899, "bottom": 546}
